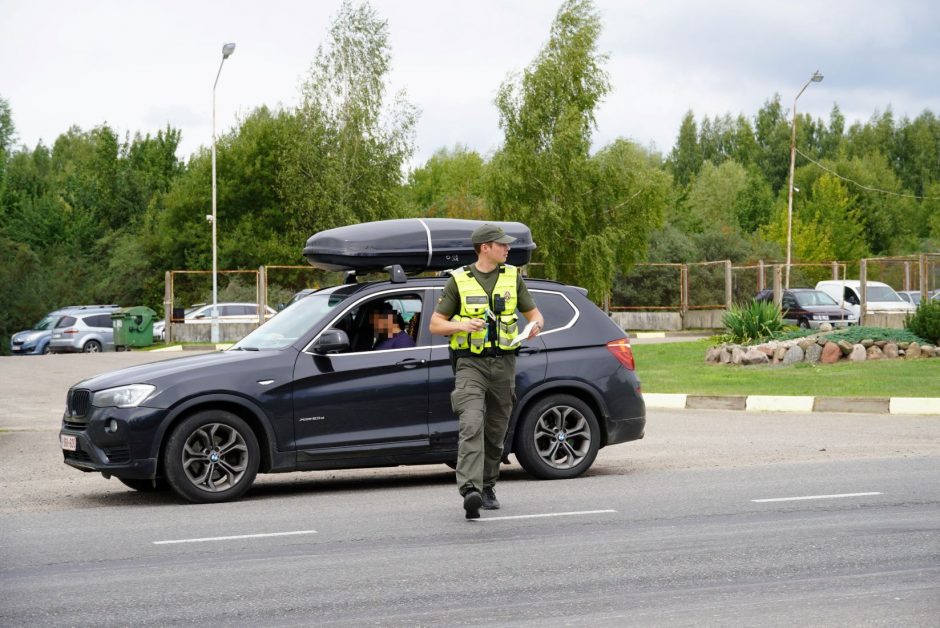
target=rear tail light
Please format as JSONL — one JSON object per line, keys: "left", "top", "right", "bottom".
{"left": 606, "top": 338, "right": 635, "bottom": 371}
{"left": 63, "top": 328, "right": 79, "bottom": 335}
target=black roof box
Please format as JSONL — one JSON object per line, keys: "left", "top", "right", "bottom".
{"left": 303, "top": 218, "right": 536, "bottom": 272}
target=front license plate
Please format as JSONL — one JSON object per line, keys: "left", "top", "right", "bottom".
{"left": 60, "top": 434, "right": 77, "bottom": 451}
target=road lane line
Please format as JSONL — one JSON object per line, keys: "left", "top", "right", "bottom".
{"left": 153, "top": 530, "right": 317, "bottom": 545}
{"left": 478, "top": 509, "right": 616, "bottom": 522}
{"left": 751, "top": 492, "right": 882, "bottom": 503}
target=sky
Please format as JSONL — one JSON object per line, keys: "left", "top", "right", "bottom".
{"left": 1, "top": 0, "right": 939, "bottom": 169}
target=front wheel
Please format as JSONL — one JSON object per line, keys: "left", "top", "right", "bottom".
{"left": 798, "top": 318, "right": 811, "bottom": 330}
{"left": 163, "top": 410, "right": 260, "bottom": 503}
{"left": 514, "top": 394, "right": 600, "bottom": 480}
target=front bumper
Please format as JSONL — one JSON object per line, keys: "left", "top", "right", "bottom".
{"left": 60, "top": 404, "right": 166, "bottom": 479}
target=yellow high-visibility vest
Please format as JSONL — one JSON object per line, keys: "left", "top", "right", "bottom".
{"left": 449, "top": 265, "right": 519, "bottom": 354}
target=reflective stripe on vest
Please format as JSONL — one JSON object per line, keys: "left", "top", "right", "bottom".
{"left": 449, "top": 265, "right": 519, "bottom": 354}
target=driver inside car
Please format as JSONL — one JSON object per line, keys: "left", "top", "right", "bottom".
{"left": 370, "top": 303, "right": 416, "bottom": 350}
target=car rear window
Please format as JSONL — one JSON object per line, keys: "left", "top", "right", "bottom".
{"left": 56, "top": 316, "right": 76, "bottom": 328}
{"left": 531, "top": 291, "right": 576, "bottom": 332}
{"left": 84, "top": 314, "right": 113, "bottom": 328}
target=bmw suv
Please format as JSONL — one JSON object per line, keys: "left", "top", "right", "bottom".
{"left": 59, "top": 274, "right": 645, "bottom": 503}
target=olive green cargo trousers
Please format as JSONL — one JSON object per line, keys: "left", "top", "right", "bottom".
{"left": 451, "top": 354, "right": 516, "bottom": 495}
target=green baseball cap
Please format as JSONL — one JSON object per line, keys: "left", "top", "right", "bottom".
{"left": 471, "top": 224, "right": 516, "bottom": 245}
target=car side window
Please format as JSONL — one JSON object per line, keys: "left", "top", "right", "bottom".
{"left": 844, "top": 288, "right": 860, "bottom": 305}
{"left": 530, "top": 292, "right": 576, "bottom": 332}
{"left": 782, "top": 295, "right": 797, "bottom": 309}
{"left": 86, "top": 314, "right": 111, "bottom": 328}
{"left": 330, "top": 292, "right": 423, "bottom": 353}
{"left": 56, "top": 316, "right": 76, "bottom": 328}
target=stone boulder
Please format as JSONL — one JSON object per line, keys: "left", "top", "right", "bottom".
{"left": 883, "top": 343, "right": 899, "bottom": 359}
{"left": 861, "top": 338, "right": 874, "bottom": 348}
{"left": 866, "top": 345, "right": 885, "bottom": 360}
{"left": 819, "top": 322, "right": 833, "bottom": 332}
{"left": 874, "top": 340, "right": 888, "bottom": 349}
{"left": 821, "top": 342, "right": 842, "bottom": 364}
{"left": 838, "top": 340, "right": 854, "bottom": 356}
{"left": 705, "top": 347, "right": 721, "bottom": 364}
{"left": 773, "top": 347, "right": 787, "bottom": 364}
{"left": 804, "top": 343, "right": 823, "bottom": 364}
{"left": 923, "top": 345, "right": 938, "bottom": 358}
{"left": 782, "top": 345, "right": 804, "bottom": 365}
{"left": 906, "top": 343, "right": 922, "bottom": 359}
{"left": 798, "top": 339, "right": 817, "bottom": 352}
{"left": 849, "top": 344, "right": 867, "bottom": 361}
{"left": 898, "top": 341, "right": 910, "bottom": 350}
{"left": 731, "top": 346, "right": 746, "bottom": 365}
{"left": 744, "top": 348, "right": 770, "bottom": 365}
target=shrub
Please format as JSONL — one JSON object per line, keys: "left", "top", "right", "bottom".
{"left": 906, "top": 300, "right": 940, "bottom": 345}
{"left": 722, "top": 299, "right": 784, "bottom": 344}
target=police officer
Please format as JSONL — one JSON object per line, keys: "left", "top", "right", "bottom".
{"left": 429, "top": 224, "right": 544, "bottom": 519}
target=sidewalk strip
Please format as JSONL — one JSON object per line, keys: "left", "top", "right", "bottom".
{"left": 153, "top": 530, "right": 317, "bottom": 545}
{"left": 745, "top": 395, "right": 815, "bottom": 413}
{"left": 890, "top": 397, "right": 940, "bottom": 416}
{"left": 751, "top": 492, "right": 882, "bottom": 503}
{"left": 643, "top": 393, "right": 687, "bottom": 409}
{"left": 478, "top": 509, "right": 616, "bottom": 522}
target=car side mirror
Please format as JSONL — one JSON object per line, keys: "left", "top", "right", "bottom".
{"left": 312, "top": 329, "right": 349, "bottom": 355}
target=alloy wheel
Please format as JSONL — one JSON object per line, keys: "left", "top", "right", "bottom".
{"left": 533, "top": 405, "right": 592, "bottom": 470}
{"left": 181, "top": 423, "right": 249, "bottom": 492}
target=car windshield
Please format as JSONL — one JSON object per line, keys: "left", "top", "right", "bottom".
{"left": 794, "top": 291, "right": 838, "bottom": 307}
{"left": 230, "top": 291, "right": 347, "bottom": 350}
{"left": 867, "top": 286, "right": 902, "bottom": 302}
{"left": 32, "top": 315, "right": 60, "bottom": 331}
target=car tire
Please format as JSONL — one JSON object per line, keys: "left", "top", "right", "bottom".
{"left": 798, "top": 318, "right": 810, "bottom": 329}
{"left": 41, "top": 344, "right": 51, "bottom": 355}
{"left": 514, "top": 394, "right": 600, "bottom": 480}
{"left": 164, "top": 410, "right": 260, "bottom": 504}
{"left": 82, "top": 340, "right": 102, "bottom": 353}
{"left": 119, "top": 477, "right": 170, "bottom": 492}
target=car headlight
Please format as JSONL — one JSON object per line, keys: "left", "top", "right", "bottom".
{"left": 92, "top": 384, "right": 156, "bottom": 408}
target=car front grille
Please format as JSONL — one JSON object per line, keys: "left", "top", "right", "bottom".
{"left": 64, "top": 449, "right": 93, "bottom": 464}
{"left": 104, "top": 445, "right": 131, "bottom": 464}
{"left": 63, "top": 419, "right": 88, "bottom": 431}
{"left": 67, "top": 389, "right": 91, "bottom": 418}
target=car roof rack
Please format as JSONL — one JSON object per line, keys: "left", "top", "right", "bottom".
{"left": 385, "top": 264, "right": 407, "bottom": 284}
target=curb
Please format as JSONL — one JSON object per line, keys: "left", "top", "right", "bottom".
{"left": 643, "top": 393, "right": 940, "bottom": 416}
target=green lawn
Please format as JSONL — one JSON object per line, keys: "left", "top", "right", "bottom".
{"left": 633, "top": 339, "right": 940, "bottom": 398}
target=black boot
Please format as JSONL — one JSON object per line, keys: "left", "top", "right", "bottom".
{"left": 482, "top": 487, "right": 500, "bottom": 510}
{"left": 463, "top": 490, "right": 482, "bottom": 519}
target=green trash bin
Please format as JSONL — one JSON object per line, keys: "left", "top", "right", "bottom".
{"left": 111, "top": 306, "right": 156, "bottom": 350}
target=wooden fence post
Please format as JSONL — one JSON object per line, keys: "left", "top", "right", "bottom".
{"left": 772, "top": 265, "right": 783, "bottom": 307}
{"left": 725, "top": 260, "right": 733, "bottom": 309}
{"left": 164, "top": 271, "right": 173, "bottom": 344}
{"left": 757, "top": 260, "right": 765, "bottom": 292}
{"left": 860, "top": 259, "right": 868, "bottom": 325}
{"left": 680, "top": 264, "right": 689, "bottom": 329}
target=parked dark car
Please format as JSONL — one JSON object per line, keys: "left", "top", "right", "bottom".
{"left": 755, "top": 288, "right": 857, "bottom": 329}
{"left": 59, "top": 275, "right": 645, "bottom": 503}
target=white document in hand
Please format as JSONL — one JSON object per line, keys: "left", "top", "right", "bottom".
{"left": 509, "top": 321, "right": 538, "bottom": 346}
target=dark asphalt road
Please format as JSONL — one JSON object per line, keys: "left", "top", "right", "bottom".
{"left": 2, "top": 454, "right": 937, "bottom": 627}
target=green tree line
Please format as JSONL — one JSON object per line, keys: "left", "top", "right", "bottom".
{"left": 2, "top": 0, "right": 939, "bottom": 352}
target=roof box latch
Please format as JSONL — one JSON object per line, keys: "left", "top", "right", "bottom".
{"left": 386, "top": 264, "right": 407, "bottom": 284}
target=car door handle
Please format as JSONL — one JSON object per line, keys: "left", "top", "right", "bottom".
{"left": 395, "top": 358, "right": 425, "bottom": 368}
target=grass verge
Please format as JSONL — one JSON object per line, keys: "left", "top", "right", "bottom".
{"left": 633, "top": 339, "right": 940, "bottom": 398}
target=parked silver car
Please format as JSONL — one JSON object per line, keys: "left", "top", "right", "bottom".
{"left": 152, "top": 302, "right": 277, "bottom": 341}
{"left": 48, "top": 306, "right": 122, "bottom": 353}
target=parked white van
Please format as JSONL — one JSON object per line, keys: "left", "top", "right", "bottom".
{"left": 814, "top": 280, "right": 916, "bottom": 317}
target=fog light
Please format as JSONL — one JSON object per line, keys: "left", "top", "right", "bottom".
{"left": 107, "top": 419, "right": 119, "bottom": 433}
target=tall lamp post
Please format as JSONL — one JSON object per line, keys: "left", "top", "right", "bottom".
{"left": 210, "top": 42, "right": 236, "bottom": 343}
{"left": 785, "top": 69, "right": 823, "bottom": 289}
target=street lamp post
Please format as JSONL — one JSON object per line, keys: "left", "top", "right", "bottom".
{"left": 210, "top": 42, "right": 236, "bottom": 343}
{"left": 785, "top": 70, "right": 823, "bottom": 289}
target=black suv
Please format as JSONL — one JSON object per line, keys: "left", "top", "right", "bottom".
{"left": 60, "top": 276, "right": 645, "bottom": 503}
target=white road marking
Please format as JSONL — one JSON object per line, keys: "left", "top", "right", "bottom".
{"left": 153, "top": 530, "right": 317, "bottom": 545}
{"left": 478, "top": 509, "right": 616, "bottom": 522}
{"left": 751, "top": 492, "right": 882, "bottom": 503}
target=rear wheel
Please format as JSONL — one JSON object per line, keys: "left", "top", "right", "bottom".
{"left": 82, "top": 340, "right": 102, "bottom": 353}
{"left": 164, "top": 410, "right": 260, "bottom": 503}
{"left": 119, "top": 477, "right": 169, "bottom": 492}
{"left": 514, "top": 394, "right": 600, "bottom": 480}
{"left": 798, "top": 318, "right": 810, "bottom": 329}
